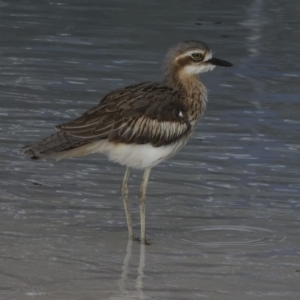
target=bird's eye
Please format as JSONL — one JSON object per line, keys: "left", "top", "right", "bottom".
{"left": 191, "top": 53, "right": 204, "bottom": 61}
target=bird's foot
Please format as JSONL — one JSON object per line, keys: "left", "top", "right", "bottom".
{"left": 133, "top": 236, "right": 151, "bottom": 245}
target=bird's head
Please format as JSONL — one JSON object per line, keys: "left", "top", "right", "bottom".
{"left": 163, "top": 40, "right": 232, "bottom": 85}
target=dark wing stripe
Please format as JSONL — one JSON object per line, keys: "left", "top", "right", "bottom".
{"left": 58, "top": 120, "right": 100, "bottom": 129}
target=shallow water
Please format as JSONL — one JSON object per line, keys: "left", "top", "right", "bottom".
{"left": 1, "top": 0, "right": 300, "bottom": 299}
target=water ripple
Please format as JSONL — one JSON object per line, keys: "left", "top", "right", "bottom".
{"left": 179, "top": 225, "right": 285, "bottom": 247}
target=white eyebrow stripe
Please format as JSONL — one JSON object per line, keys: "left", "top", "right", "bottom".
{"left": 175, "top": 50, "right": 213, "bottom": 62}
{"left": 175, "top": 50, "right": 205, "bottom": 61}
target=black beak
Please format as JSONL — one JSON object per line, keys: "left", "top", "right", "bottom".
{"left": 206, "top": 57, "right": 232, "bottom": 67}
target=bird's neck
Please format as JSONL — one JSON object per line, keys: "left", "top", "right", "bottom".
{"left": 162, "top": 69, "right": 207, "bottom": 100}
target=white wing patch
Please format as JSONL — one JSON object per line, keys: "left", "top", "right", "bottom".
{"left": 179, "top": 111, "right": 183, "bottom": 117}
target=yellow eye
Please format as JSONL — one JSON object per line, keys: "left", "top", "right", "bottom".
{"left": 191, "top": 53, "right": 204, "bottom": 61}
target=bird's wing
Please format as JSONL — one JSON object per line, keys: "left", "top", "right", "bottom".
{"left": 56, "top": 82, "right": 190, "bottom": 147}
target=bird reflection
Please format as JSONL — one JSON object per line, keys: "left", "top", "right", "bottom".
{"left": 113, "top": 239, "right": 146, "bottom": 300}
{"left": 135, "top": 243, "right": 146, "bottom": 299}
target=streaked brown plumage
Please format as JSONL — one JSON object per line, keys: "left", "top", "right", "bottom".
{"left": 23, "top": 40, "right": 232, "bottom": 244}
{"left": 58, "top": 83, "right": 191, "bottom": 146}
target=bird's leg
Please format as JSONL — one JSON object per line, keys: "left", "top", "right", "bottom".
{"left": 121, "top": 167, "right": 134, "bottom": 239}
{"left": 139, "top": 167, "right": 151, "bottom": 245}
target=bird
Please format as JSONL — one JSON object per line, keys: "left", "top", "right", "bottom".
{"left": 22, "top": 40, "right": 232, "bottom": 244}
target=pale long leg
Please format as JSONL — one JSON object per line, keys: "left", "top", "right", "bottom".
{"left": 121, "top": 167, "right": 134, "bottom": 239}
{"left": 139, "top": 167, "right": 151, "bottom": 245}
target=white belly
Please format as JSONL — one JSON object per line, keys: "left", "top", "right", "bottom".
{"left": 98, "top": 140, "right": 184, "bottom": 169}
{"left": 54, "top": 138, "right": 186, "bottom": 169}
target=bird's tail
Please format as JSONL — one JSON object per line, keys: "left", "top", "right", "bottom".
{"left": 22, "top": 131, "right": 90, "bottom": 160}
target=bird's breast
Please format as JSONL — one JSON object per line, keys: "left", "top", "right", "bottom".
{"left": 185, "top": 93, "right": 207, "bottom": 127}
